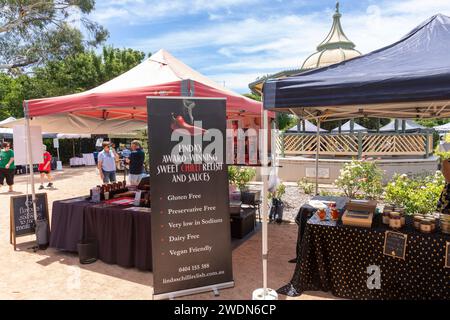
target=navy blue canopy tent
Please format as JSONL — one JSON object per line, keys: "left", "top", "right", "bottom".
{"left": 263, "top": 14, "right": 450, "bottom": 121}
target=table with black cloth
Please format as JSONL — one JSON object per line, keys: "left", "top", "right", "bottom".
{"left": 292, "top": 196, "right": 348, "bottom": 262}
{"left": 50, "top": 198, "right": 91, "bottom": 252}
{"left": 50, "top": 198, "right": 152, "bottom": 271}
{"left": 280, "top": 201, "right": 450, "bottom": 300}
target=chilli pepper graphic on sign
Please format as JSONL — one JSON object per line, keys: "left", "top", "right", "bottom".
{"left": 171, "top": 113, "right": 207, "bottom": 136}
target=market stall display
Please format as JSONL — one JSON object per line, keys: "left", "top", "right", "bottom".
{"left": 50, "top": 197, "right": 153, "bottom": 271}
{"left": 282, "top": 197, "right": 450, "bottom": 300}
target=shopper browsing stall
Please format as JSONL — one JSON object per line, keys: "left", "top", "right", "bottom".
{"left": 126, "top": 140, "right": 145, "bottom": 185}
{"left": 0, "top": 142, "right": 15, "bottom": 192}
{"left": 98, "top": 141, "right": 119, "bottom": 183}
{"left": 437, "top": 156, "right": 450, "bottom": 212}
{"left": 38, "top": 145, "right": 53, "bottom": 190}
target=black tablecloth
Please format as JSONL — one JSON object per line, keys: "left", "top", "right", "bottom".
{"left": 50, "top": 198, "right": 152, "bottom": 271}
{"left": 85, "top": 204, "right": 152, "bottom": 271}
{"left": 280, "top": 210, "right": 450, "bottom": 300}
{"left": 50, "top": 199, "right": 91, "bottom": 252}
{"left": 293, "top": 196, "right": 348, "bottom": 262}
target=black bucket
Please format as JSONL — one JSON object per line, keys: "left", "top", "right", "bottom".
{"left": 77, "top": 239, "right": 98, "bottom": 264}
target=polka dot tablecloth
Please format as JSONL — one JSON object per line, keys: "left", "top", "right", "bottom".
{"left": 279, "top": 212, "right": 450, "bottom": 300}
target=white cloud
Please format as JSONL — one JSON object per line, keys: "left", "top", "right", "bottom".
{"left": 93, "top": 0, "right": 258, "bottom": 24}
{"left": 96, "top": 0, "right": 450, "bottom": 92}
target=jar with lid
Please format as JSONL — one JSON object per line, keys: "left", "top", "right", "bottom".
{"left": 441, "top": 220, "right": 450, "bottom": 234}
{"left": 424, "top": 217, "right": 436, "bottom": 232}
{"left": 413, "top": 215, "right": 424, "bottom": 230}
{"left": 331, "top": 207, "right": 339, "bottom": 221}
{"left": 420, "top": 219, "right": 433, "bottom": 233}
{"left": 382, "top": 210, "right": 391, "bottom": 225}
{"left": 397, "top": 212, "right": 405, "bottom": 227}
{"left": 317, "top": 209, "right": 326, "bottom": 221}
{"left": 389, "top": 212, "right": 402, "bottom": 230}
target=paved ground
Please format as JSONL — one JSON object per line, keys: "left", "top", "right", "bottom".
{"left": 0, "top": 167, "right": 336, "bottom": 300}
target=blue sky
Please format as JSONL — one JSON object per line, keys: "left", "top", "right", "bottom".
{"left": 89, "top": 0, "right": 450, "bottom": 93}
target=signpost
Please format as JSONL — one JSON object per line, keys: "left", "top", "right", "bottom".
{"left": 53, "top": 138, "right": 63, "bottom": 171}
{"left": 383, "top": 231, "right": 407, "bottom": 260}
{"left": 13, "top": 125, "right": 43, "bottom": 166}
{"left": 10, "top": 193, "right": 49, "bottom": 250}
{"left": 148, "top": 97, "right": 234, "bottom": 300}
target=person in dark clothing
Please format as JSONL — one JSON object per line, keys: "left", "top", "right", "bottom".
{"left": 126, "top": 140, "right": 145, "bottom": 186}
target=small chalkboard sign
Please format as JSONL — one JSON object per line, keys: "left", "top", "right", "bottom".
{"left": 445, "top": 242, "right": 450, "bottom": 269}
{"left": 10, "top": 193, "right": 49, "bottom": 250}
{"left": 383, "top": 231, "right": 407, "bottom": 260}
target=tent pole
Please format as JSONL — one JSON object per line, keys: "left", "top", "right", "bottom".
{"left": 262, "top": 109, "right": 269, "bottom": 297}
{"left": 24, "top": 102, "right": 39, "bottom": 239}
{"left": 315, "top": 119, "right": 321, "bottom": 196}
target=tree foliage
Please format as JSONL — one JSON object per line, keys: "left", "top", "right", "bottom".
{"left": 0, "top": 0, "right": 109, "bottom": 72}
{"left": 0, "top": 47, "right": 146, "bottom": 118}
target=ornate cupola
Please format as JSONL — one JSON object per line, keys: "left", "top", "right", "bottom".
{"left": 301, "top": 1, "right": 361, "bottom": 70}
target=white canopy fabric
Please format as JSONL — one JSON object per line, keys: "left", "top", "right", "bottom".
{"left": 92, "top": 49, "right": 240, "bottom": 97}
{"left": 3, "top": 114, "right": 147, "bottom": 134}
{"left": 56, "top": 133, "right": 91, "bottom": 139}
{"left": 331, "top": 120, "right": 368, "bottom": 133}
{"left": 434, "top": 122, "right": 450, "bottom": 132}
{"left": 287, "top": 119, "right": 327, "bottom": 133}
{"left": 0, "top": 117, "right": 16, "bottom": 126}
{"left": 0, "top": 128, "right": 13, "bottom": 134}
{"left": 379, "top": 119, "right": 426, "bottom": 132}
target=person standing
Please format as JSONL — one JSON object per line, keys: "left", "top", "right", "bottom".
{"left": 0, "top": 142, "right": 15, "bottom": 192}
{"left": 438, "top": 156, "right": 450, "bottom": 213}
{"left": 98, "top": 141, "right": 119, "bottom": 183}
{"left": 126, "top": 140, "right": 145, "bottom": 186}
{"left": 38, "top": 145, "right": 53, "bottom": 190}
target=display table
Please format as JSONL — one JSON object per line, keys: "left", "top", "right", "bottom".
{"left": 50, "top": 198, "right": 153, "bottom": 271}
{"left": 69, "top": 157, "right": 85, "bottom": 167}
{"left": 69, "top": 154, "right": 96, "bottom": 167}
{"left": 230, "top": 207, "right": 256, "bottom": 239}
{"left": 292, "top": 196, "right": 348, "bottom": 262}
{"left": 82, "top": 153, "right": 96, "bottom": 166}
{"left": 279, "top": 209, "right": 450, "bottom": 300}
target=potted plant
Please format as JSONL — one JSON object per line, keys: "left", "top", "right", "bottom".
{"left": 228, "top": 166, "right": 257, "bottom": 203}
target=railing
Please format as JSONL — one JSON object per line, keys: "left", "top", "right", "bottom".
{"left": 281, "top": 132, "right": 434, "bottom": 158}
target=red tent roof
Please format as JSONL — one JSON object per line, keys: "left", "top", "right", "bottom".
{"left": 27, "top": 49, "right": 269, "bottom": 120}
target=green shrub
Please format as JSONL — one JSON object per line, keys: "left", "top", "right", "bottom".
{"left": 319, "top": 190, "right": 342, "bottom": 197}
{"left": 228, "top": 166, "right": 256, "bottom": 191}
{"left": 297, "top": 178, "right": 314, "bottom": 195}
{"left": 384, "top": 171, "right": 445, "bottom": 215}
{"left": 435, "top": 149, "right": 450, "bottom": 161}
{"left": 335, "top": 159, "right": 383, "bottom": 199}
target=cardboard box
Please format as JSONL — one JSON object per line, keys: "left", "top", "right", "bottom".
{"left": 342, "top": 210, "right": 374, "bottom": 228}
{"left": 346, "top": 199, "right": 377, "bottom": 214}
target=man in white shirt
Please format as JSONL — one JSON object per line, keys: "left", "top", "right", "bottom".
{"left": 97, "top": 141, "right": 119, "bottom": 183}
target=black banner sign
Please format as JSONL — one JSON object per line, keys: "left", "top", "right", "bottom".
{"left": 383, "top": 231, "right": 407, "bottom": 260}
{"left": 148, "top": 97, "right": 234, "bottom": 299}
{"left": 10, "top": 193, "right": 49, "bottom": 250}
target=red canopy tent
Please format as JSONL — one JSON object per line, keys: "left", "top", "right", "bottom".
{"left": 25, "top": 49, "right": 269, "bottom": 122}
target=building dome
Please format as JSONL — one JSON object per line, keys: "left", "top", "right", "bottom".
{"left": 301, "top": 2, "right": 361, "bottom": 70}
